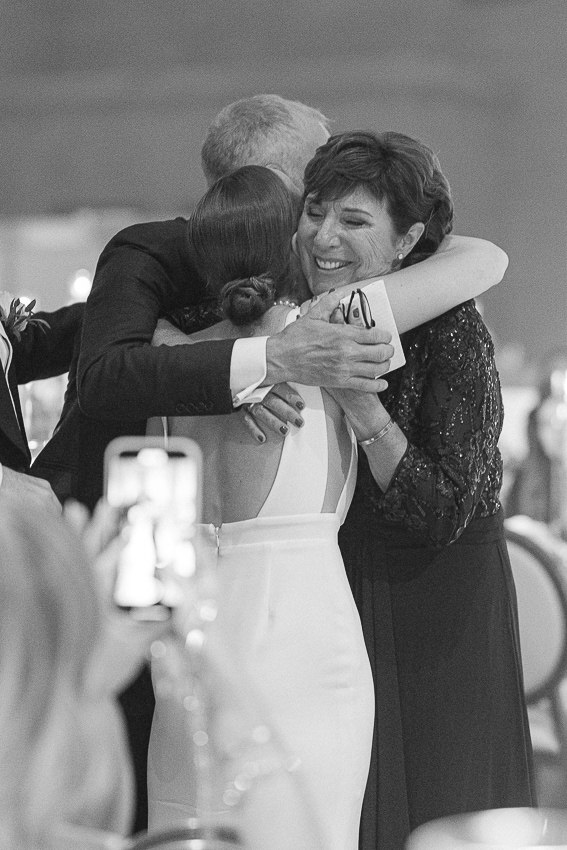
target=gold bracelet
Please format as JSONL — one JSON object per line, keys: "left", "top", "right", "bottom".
{"left": 358, "top": 418, "right": 395, "bottom": 446}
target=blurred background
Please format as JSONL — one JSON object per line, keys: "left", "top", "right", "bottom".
{"left": 1, "top": 0, "right": 565, "bottom": 474}
{"left": 3, "top": 0, "right": 567, "bottom": 810}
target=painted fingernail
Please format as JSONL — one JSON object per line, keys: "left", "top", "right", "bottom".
{"left": 295, "top": 418, "right": 304, "bottom": 428}
{"left": 257, "top": 433, "right": 266, "bottom": 443}
{"left": 296, "top": 401, "right": 305, "bottom": 410}
{"left": 280, "top": 425, "right": 288, "bottom": 435}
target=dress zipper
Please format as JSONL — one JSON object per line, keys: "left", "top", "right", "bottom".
{"left": 212, "top": 523, "right": 221, "bottom": 553}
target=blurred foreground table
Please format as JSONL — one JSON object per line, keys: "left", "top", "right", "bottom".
{"left": 407, "top": 807, "right": 567, "bottom": 849}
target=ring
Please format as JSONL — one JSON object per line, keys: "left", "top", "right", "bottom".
{"left": 373, "top": 375, "right": 381, "bottom": 380}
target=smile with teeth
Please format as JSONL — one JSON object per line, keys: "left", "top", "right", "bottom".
{"left": 314, "top": 257, "right": 349, "bottom": 271}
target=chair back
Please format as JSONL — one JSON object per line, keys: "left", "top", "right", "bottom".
{"left": 505, "top": 518, "right": 567, "bottom": 703}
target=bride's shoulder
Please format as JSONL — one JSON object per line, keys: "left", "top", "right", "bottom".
{"left": 152, "top": 317, "right": 233, "bottom": 346}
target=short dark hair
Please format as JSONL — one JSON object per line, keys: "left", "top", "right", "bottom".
{"left": 303, "top": 130, "right": 454, "bottom": 266}
{"left": 187, "top": 165, "right": 298, "bottom": 325}
{"left": 201, "top": 94, "right": 329, "bottom": 189}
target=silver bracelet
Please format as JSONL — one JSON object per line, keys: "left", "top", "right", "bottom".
{"left": 358, "top": 418, "right": 395, "bottom": 447}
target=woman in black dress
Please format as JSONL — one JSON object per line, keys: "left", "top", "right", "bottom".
{"left": 295, "top": 130, "right": 536, "bottom": 850}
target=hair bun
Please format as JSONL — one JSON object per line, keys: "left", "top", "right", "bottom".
{"left": 220, "top": 274, "right": 275, "bottom": 325}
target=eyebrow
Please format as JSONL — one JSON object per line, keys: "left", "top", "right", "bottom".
{"left": 305, "top": 196, "right": 374, "bottom": 217}
{"left": 340, "top": 206, "right": 373, "bottom": 216}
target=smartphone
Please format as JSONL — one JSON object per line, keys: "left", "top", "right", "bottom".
{"left": 104, "top": 436, "right": 202, "bottom": 620}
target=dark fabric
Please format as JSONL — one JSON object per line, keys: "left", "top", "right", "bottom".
{"left": 339, "top": 526, "right": 410, "bottom": 850}
{"left": 77, "top": 218, "right": 234, "bottom": 423}
{"left": 0, "top": 365, "right": 29, "bottom": 469}
{"left": 0, "top": 302, "right": 84, "bottom": 471}
{"left": 10, "top": 302, "right": 84, "bottom": 383}
{"left": 119, "top": 665, "right": 155, "bottom": 835}
{"left": 31, "top": 220, "right": 237, "bottom": 509}
{"left": 340, "top": 302, "right": 536, "bottom": 850}
{"left": 33, "top": 219, "right": 236, "bottom": 509}
{"left": 30, "top": 306, "right": 84, "bottom": 496}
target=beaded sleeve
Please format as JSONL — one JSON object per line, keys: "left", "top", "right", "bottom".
{"left": 354, "top": 300, "right": 504, "bottom": 546}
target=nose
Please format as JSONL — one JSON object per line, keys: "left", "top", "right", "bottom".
{"left": 313, "top": 215, "right": 340, "bottom": 250}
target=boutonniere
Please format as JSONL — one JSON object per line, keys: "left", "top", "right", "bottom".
{"left": 0, "top": 291, "right": 50, "bottom": 341}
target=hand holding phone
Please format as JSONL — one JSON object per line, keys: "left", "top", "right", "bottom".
{"left": 104, "top": 436, "right": 202, "bottom": 620}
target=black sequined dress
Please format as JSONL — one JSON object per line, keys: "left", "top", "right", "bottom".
{"left": 339, "top": 300, "right": 536, "bottom": 850}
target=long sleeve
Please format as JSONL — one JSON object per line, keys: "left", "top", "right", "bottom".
{"left": 77, "top": 219, "right": 235, "bottom": 421}
{"left": 356, "top": 301, "right": 504, "bottom": 546}
{"left": 11, "top": 302, "right": 84, "bottom": 384}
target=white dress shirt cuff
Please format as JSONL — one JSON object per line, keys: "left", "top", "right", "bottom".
{"left": 230, "top": 337, "right": 273, "bottom": 407}
{"left": 357, "top": 278, "right": 406, "bottom": 372}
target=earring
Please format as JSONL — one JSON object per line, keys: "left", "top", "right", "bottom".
{"left": 291, "top": 232, "right": 299, "bottom": 257}
{"left": 397, "top": 252, "right": 404, "bottom": 261}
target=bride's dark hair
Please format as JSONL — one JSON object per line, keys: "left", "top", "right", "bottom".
{"left": 187, "top": 165, "right": 299, "bottom": 325}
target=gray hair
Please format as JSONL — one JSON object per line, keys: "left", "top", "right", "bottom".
{"left": 201, "top": 94, "right": 330, "bottom": 190}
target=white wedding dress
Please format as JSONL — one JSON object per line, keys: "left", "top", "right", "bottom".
{"left": 147, "top": 316, "right": 374, "bottom": 850}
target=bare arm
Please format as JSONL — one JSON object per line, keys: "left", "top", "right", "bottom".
{"left": 264, "top": 235, "right": 506, "bottom": 392}
{"left": 384, "top": 235, "right": 508, "bottom": 334}
{"left": 326, "top": 387, "right": 407, "bottom": 490}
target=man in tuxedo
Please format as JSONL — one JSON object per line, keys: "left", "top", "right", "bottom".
{"left": 0, "top": 301, "right": 83, "bottom": 510}
{"left": 35, "top": 97, "right": 394, "bottom": 511}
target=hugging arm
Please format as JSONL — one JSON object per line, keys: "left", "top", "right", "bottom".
{"left": 77, "top": 223, "right": 235, "bottom": 420}
{"left": 356, "top": 303, "right": 503, "bottom": 546}
{"left": 262, "top": 235, "right": 506, "bottom": 397}
{"left": 384, "top": 235, "right": 508, "bottom": 333}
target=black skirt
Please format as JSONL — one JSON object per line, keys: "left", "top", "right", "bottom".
{"left": 339, "top": 509, "right": 537, "bottom": 850}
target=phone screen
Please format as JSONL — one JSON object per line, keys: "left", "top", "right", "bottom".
{"left": 105, "top": 438, "right": 202, "bottom": 619}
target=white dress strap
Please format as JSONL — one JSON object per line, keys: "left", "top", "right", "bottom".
{"left": 336, "top": 425, "right": 358, "bottom": 525}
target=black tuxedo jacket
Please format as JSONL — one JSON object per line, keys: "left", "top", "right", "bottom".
{"left": 1, "top": 303, "right": 84, "bottom": 472}
{"left": 33, "top": 218, "right": 236, "bottom": 509}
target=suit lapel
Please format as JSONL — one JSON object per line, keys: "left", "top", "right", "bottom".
{"left": 0, "top": 359, "right": 31, "bottom": 463}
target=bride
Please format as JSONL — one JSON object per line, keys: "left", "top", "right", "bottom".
{"left": 146, "top": 162, "right": 507, "bottom": 849}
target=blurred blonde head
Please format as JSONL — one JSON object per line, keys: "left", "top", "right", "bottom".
{"left": 0, "top": 499, "right": 131, "bottom": 848}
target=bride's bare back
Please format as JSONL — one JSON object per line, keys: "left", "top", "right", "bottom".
{"left": 148, "top": 309, "right": 354, "bottom": 526}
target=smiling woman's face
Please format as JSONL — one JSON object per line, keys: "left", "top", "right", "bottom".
{"left": 296, "top": 186, "right": 400, "bottom": 296}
